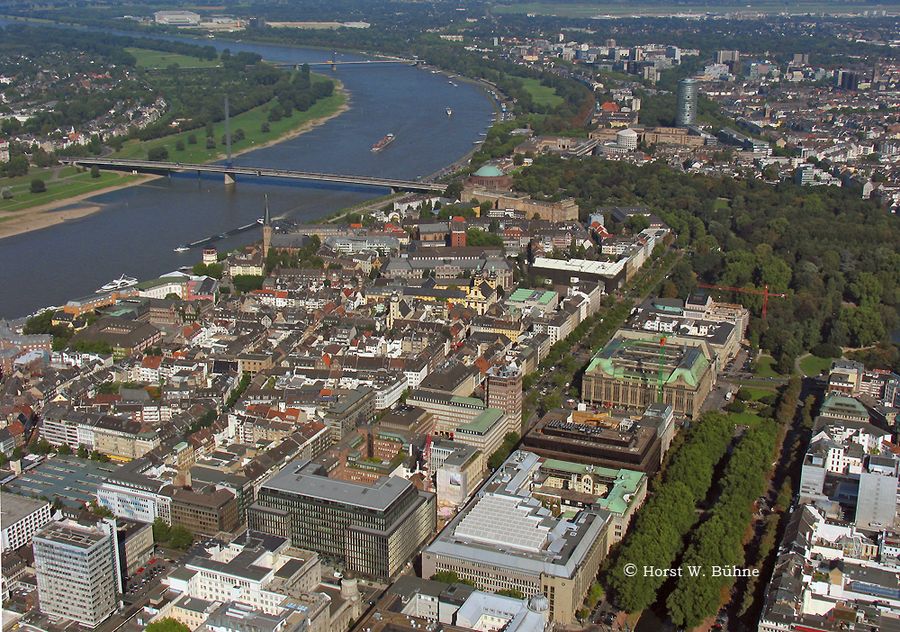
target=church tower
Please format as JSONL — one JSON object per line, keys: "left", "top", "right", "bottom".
{"left": 262, "top": 194, "right": 272, "bottom": 260}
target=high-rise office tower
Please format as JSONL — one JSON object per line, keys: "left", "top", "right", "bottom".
{"left": 486, "top": 363, "right": 523, "bottom": 435}
{"left": 676, "top": 78, "right": 698, "bottom": 127}
{"left": 33, "top": 518, "right": 121, "bottom": 628}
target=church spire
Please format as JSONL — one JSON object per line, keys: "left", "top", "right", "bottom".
{"left": 262, "top": 194, "right": 273, "bottom": 259}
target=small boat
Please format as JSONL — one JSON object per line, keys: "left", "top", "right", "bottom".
{"left": 96, "top": 274, "right": 138, "bottom": 293}
{"left": 173, "top": 245, "right": 190, "bottom": 253}
{"left": 446, "top": 107, "right": 453, "bottom": 116}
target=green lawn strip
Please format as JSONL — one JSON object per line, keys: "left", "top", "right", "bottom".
{"left": 754, "top": 354, "right": 782, "bottom": 379}
{"left": 736, "top": 377, "right": 788, "bottom": 389}
{"left": 114, "top": 76, "right": 344, "bottom": 163}
{"left": 519, "top": 77, "right": 564, "bottom": 108}
{"left": 0, "top": 172, "right": 141, "bottom": 214}
{"left": 727, "top": 410, "right": 766, "bottom": 427}
{"left": 1, "top": 165, "right": 85, "bottom": 190}
{"left": 126, "top": 47, "right": 221, "bottom": 69}
{"left": 799, "top": 354, "right": 833, "bottom": 377}
{"left": 741, "top": 386, "right": 777, "bottom": 401}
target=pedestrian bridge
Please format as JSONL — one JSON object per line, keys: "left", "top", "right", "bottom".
{"left": 60, "top": 157, "right": 446, "bottom": 194}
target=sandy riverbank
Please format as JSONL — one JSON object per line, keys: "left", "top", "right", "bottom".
{"left": 0, "top": 178, "right": 155, "bottom": 240}
{"left": 0, "top": 82, "right": 350, "bottom": 241}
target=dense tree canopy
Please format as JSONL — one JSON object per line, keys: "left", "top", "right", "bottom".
{"left": 515, "top": 157, "right": 899, "bottom": 366}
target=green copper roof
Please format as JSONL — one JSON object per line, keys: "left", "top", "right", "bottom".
{"left": 456, "top": 408, "right": 504, "bottom": 435}
{"left": 541, "top": 458, "right": 645, "bottom": 516}
{"left": 450, "top": 395, "right": 486, "bottom": 407}
{"left": 473, "top": 165, "right": 504, "bottom": 177}
{"left": 820, "top": 394, "right": 869, "bottom": 418}
{"left": 508, "top": 288, "right": 556, "bottom": 304}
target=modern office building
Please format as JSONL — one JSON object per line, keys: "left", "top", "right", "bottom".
{"left": 33, "top": 518, "right": 121, "bottom": 628}
{"left": 249, "top": 460, "right": 436, "bottom": 580}
{"left": 97, "top": 469, "right": 173, "bottom": 525}
{"left": 1, "top": 492, "right": 51, "bottom": 552}
{"left": 675, "top": 78, "right": 698, "bottom": 127}
{"left": 169, "top": 487, "right": 240, "bottom": 536}
{"left": 421, "top": 451, "right": 612, "bottom": 624}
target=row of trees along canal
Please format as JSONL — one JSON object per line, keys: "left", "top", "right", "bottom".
{"left": 605, "top": 374, "right": 803, "bottom": 628}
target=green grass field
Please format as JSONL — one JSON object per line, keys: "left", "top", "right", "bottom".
{"left": 741, "top": 386, "right": 777, "bottom": 401}
{"left": 799, "top": 354, "right": 834, "bottom": 377}
{"left": 728, "top": 410, "right": 766, "bottom": 427}
{"left": 754, "top": 354, "right": 783, "bottom": 379}
{"left": 520, "top": 78, "right": 564, "bottom": 108}
{"left": 126, "top": 47, "right": 221, "bottom": 69}
{"left": 0, "top": 170, "right": 142, "bottom": 216}
{"left": 115, "top": 77, "right": 345, "bottom": 163}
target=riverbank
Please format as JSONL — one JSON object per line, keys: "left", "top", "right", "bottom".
{"left": 0, "top": 175, "right": 152, "bottom": 239}
{"left": 114, "top": 76, "right": 347, "bottom": 162}
{"left": 0, "top": 80, "right": 349, "bottom": 241}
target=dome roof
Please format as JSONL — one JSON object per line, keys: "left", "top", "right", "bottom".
{"left": 473, "top": 165, "right": 504, "bottom": 177}
{"left": 528, "top": 594, "right": 550, "bottom": 612}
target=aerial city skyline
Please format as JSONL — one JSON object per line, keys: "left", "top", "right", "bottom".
{"left": 0, "top": 2, "right": 898, "bottom": 632}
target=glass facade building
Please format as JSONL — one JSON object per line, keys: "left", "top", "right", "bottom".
{"left": 250, "top": 460, "right": 435, "bottom": 580}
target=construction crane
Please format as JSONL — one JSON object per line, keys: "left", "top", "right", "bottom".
{"left": 696, "top": 283, "right": 786, "bottom": 320}
{"left": 616, "top": 336, "right": 668, "bottom": 404}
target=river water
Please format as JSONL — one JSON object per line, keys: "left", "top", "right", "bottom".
{"left": 0, "top": 26, "right": 494, "bottom": 318}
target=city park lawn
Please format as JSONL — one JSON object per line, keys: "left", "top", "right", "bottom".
{"left": 519, "top": 77, "right": 564, "bottom": 108}
{"left": 799, "top": 354, "right": 834, "bottom": 377}
{"left": 0, "top": 168, "right": 141, "bottom": 216}
{"left": 126, "top": 47, "right": 222, "bottom": 69}
{"left": 753, "top": 354, "right": 783, "bottom": 379}
{"left": 728, "top": 410, "right": 766, "bottom": 428}
{"left": 114, "top": 76, "right": 345, "bottom": 163}
{"left": 740, "top": 386, "right": 777, "bottom": 401}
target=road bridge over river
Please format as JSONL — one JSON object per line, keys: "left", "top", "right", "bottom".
{"left": 60, "top": 158, "right": 447, "bottom": 194}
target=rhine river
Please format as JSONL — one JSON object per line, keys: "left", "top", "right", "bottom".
{"left": 0, "top": 26, "right": 495, "bottom": 318}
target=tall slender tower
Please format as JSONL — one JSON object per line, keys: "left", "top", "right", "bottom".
{"left": 262, "top": 194, "right": 272, "bottom": 260}
{"left": 676, "top": 78, "right": 698, "bottom": 127}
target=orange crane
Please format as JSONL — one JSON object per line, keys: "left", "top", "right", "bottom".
{"left": 697, "top": 283, "right": 786, "bottom": 320}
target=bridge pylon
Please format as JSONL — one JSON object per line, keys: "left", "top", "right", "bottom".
{"left": 224, "top": 172, "right": 236, "bottom": 187}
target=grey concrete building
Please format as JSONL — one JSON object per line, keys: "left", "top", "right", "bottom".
{"left": 33, "top": 518, "right": 121, "bottom": 628}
